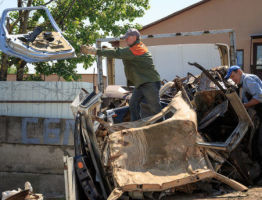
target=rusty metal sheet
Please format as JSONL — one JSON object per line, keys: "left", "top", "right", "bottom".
{"left": 102, "top": 92, "right": 248, "bottom": 197}
{"left": 106, "top": 92, "right": 211, "bottom": 191}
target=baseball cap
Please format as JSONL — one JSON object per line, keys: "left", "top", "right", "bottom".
{"left": 122, "top": 28, "right": 140, "bottom": 39}
{"left": 225, "top": 65, "right": 241, "bottom": 79}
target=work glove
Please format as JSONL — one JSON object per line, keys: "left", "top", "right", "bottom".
{"left": 80, "top": 45, "right": 97, "bottom": 55}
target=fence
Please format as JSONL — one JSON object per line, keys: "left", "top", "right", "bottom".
{"left": 0, "top": 81, "right": 93, "bottom": 198}
{"left": 0, "top": 81, "right": 93, "bottom": 118}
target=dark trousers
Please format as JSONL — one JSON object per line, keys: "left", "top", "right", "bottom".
{"left": 255, "top": 103, "right": 262, "bottom": 119}
{"left": 129, "top": 81, "right": 161, "bottom": 121}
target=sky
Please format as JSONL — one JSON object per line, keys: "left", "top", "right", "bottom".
{"left": 134, "top": 0, "right": 202, "bottom": 26}
{"left": 0, "top": 0, "right": 202, "bottom": 74}
{"left": 0, "top": 0, "right": 202, "bottom": 26}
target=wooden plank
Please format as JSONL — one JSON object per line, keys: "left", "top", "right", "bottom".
{"left": 63, "top": 156, "right": 78, "bottom": 200}
{"left": 67, "top": 156, "right": 77, "bottom": 200}
{"left": 64, "top": 156, "right": 69, "bottom": 200}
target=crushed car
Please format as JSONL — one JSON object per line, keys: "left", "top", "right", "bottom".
{"left": 0, "top": 6, "right": 76, "bottom": 62}
{"left": 70, "top": 62, "right": 262, "bottom": 199}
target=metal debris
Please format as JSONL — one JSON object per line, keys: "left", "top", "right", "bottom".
{"left": 71, "top": 62, "right": 262, "bottom": 200}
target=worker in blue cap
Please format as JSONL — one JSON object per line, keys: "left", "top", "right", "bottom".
{"left": 225, "top": 65, "right": 262, "bottom": 112}
{"left": 226, "top": 65, "right": 262, "bottom": 163}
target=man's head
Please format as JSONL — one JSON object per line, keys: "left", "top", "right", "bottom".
{"left": 225, "top": 65, "right": 243, "bottom": 84}
{"left": 122, "top": 28, "right": 140, "bottom": 46}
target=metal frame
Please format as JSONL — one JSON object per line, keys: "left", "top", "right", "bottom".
{"left": 96, "top": 29, "right": 237, "bottom": 91}
{"left": 188, "top": 62, "right": 254, "bottom": 152}
{"left": 197, "top": 91, "right": 254, "bottom": 152}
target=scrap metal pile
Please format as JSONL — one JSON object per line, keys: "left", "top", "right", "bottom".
{"left": 71, "top": 62, "right": 262, "bottom": 200}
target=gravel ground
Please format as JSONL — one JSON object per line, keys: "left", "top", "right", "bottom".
{"left": 165, "top": 187, "right": 262, "bottom": 200}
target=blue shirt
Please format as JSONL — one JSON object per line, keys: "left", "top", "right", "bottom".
{"left": 240, "top": 73, "right": 262, "bottom": 103}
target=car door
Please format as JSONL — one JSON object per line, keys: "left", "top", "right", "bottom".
{"left": 0, "top": 6, "right": 76, "bottom": 63}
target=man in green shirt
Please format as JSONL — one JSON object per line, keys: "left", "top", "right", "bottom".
{"left": 81, "top": 28, "right": 162, "bottom": 121}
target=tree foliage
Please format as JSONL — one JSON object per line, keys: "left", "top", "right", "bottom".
{"left": 0, "top": 0, "right": 149, "bottom": 81}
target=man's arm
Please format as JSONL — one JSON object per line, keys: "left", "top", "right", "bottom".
{"left": 97, "top": 48, "right": 134, "bottom": 60}
{"left": 80, "top": 45, "right": 134, "bottom": 60}
{"left": 244, "top": 98, "right": 260, "bottom": 108}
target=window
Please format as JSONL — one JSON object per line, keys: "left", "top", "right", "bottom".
{"left": 255, "top": 45, "right": 262, "bottom": 69}
{"left": 236, "top": 50, "right": 244, "bottom": 68}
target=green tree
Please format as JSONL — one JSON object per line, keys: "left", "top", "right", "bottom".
{"left": 0, "top": 0, "right": 149, "bottom": 81}
{"left": 7, "top": 66, "right": 17, "bottom": 74}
